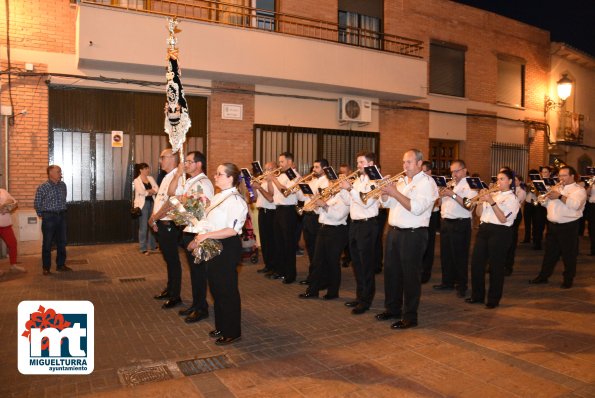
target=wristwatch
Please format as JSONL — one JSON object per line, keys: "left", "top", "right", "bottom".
{"left": 451, "top": 194, "right": 458, "bottom": 199}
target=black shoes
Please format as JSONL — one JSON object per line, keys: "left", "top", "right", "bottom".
{"left": 162, "top": 297, "right": 182, "bottom": 309}
{"left": 178, "top": 307, "right": 195, "bottom": 316}
{"left": 185, "top": 311, "right": 209, "bottom": 323}
{"left": 529, "top": 277, "right": 548, "bottom": 284}
{"left": 432, "top": 284, "right": 455, "bottom": 291}
{"left": 299, "top": 280, "right": 310, "bottom": 285}
{"left": 322, "top": 294, "right": 339, "bottom": 300}
{"left": 344, "top": 301, "right": 359, "bottom": 308}
{"left": 154, "top": 290, "right": 169, "bottom": 300}
{"left": 56, "top": 266, "right": 73, "bottom": 272}
{"left": 485, "top": 303, "right": 498, "bottom": 309}
{"left": 560, "top": 280, "right": 573, "bottom": 289}
{"left": 257, "top": 267, "right": 270, "bottom": 273}
{"left": 215, "top": 336, "right": 241, "bottom": 345}
{"left": 43, "top": 269, "right": 51, "bottom": 276}
{"left": 456, "top": 290, "right": 467, "bottom": 298}
{"left": 298, "top": 292, "right": 319, "bottom": 299}
{"left": 269, "top": 273, "right": 284, "bottom": 280}
{"left": 465, "top": 298, "right": 484, "bottom": 304}
{"left": 351, "top": 305, "right": 368, "bottom": 315}
{"left": 391, "top": 319, "right": 417, "bottom": 329}
{"left": 375, "top": 312, "right": 400, "bottom": 321}
{"left": 209, "top": 330, "right": 223, "bottom": 338}
{"left": 282, "top": 278, "right": 295, "bottom": 284}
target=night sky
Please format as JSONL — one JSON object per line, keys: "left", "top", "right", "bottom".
{"left": 450, "top": 0, "right": 595, "bottom": 57}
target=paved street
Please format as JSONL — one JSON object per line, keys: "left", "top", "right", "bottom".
{"left": 1, "top": 235, "right": 594, "bottom": 397}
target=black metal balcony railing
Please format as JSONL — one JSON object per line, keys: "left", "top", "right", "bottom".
{"left": 81, "top": 0, "right": 424, "bottom": 58}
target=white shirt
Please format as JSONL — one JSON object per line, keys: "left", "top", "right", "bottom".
{"left": 175, "top": 173, "right": 214, "bottom": 200}
{"left": 315, "top": 180, "right": 350, "bottom": 225}
{"left": 0, "top": 189, "right": 16, "bottom": 227}
{"left": 381, "top": 171, "right": 439, "bottom": 228}
{"left": 153, "top": 169, "right": 177, "bottom": 220}
{"left": 273, "top": 169, "right": 300, "bottom": 206}
{"left": 133, "top": 176, "right": 158, "bottom": 210}
{"left": 349, "top": 174, "right": 379, "bottom": 220}
{"left": 201, "top": 187, "right": 248, "bottom": 235}
{"left": 440, "top": 178, "right": 477, "bottom": 219}
{"left": 255, "top": 185, "right": 276, "bottom": 210}
{"left": 545, "top": 183, "right": 586, "bottom": 223}
{"left": 525, "top": 190, "right": 537, "bottom": 204}
{"left": 296, "top": 175, "right": 328, "bottom": 204}
{"left": 479, "top": 190, "right": 520, "bottom": 227}
{"left": 515, "top": 188, "right": 527, "bottom": 205}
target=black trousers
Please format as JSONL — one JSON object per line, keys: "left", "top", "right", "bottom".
{"left": 182, "top": 233, "right": 208, "bottom": 313}
{"left": 302, "top": 212, "right": 320, "bottom": 278}
{"left": 523, "top": 202, "right": 534, "bottom": 241}
{"left": 533, "top": 205, "right": 547, "bottom": 248}
{"left": 41, "top": 212, "right": 67, "bottom": 269}
{"left": 349, "top": 218, "right": 379, "bottom": 308}
{"left": 470, "top": 223, "right": 513, "bottom": 305}
{"left": 257, "top": 208, "right": 276, "bottom": 270}
{"left": 421, "top": 211, "right": 440, "bottom": 281}
{"left": 308, "top": 224, "right": 348, "bottom": 296}
{"left": 504, "top": 211, "right": 523, "bottom": 272}
{"left": 384, "top": 227, "right": 428, "bottom": 322}
{"left": 274, "top": 205, "right": 298, "bottom": 280}
{"left": 538, "top": 220, "right": 580, "bottom": 283}
{"left": 157, "top": 221, "right": 182, "bottom": 298}
{"left": 207, "top": 235, "right": 242, "bottom": 339}
{"left": 589, "top": 203, "right": 595, "bottom": 255}
{"left": 375, "top": 208, "right": 388, "bottom": 271}
{"left": 440, "top": 218, "right": 472, "bottom": 291}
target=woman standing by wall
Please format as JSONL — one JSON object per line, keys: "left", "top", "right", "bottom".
{"left": 134, "top": 163, "right": 159, "bottom": 254}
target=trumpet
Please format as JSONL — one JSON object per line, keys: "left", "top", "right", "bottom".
{"left": 534, "top": 182, "right": 562, "bottom": 206}
{"left": 281, "top": 171, "right": 317, "bottom": 197}
{"left": 359, "top": 171, "right": 406, "bottom": 204}
{"left": 463, "top": 186, "right": 501, "bottom": 209}
{"left": 319, "top": 171, "right": 360, "bottom": 199}
{"left": 296, "top": 193, "right": 324, "bottom": 215}
{"left": 439, "top": 178, "right": 456, "bottom": 194}
{"left": 252, "top": 167, "right": 282, "bottom": 184}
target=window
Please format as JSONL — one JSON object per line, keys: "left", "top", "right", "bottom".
{"left": 497, "top": 55, "right": 525, "bottom": 107}
{"left": 429, "top": 41, "right": 466, "bottom": 97}
{"left": 254, "top": 0, "right": 275, "bottom": 31}
{"left": 338, "top": 0, "right": 383, "bottom": 49}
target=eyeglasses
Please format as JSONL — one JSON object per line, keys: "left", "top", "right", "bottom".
{"left": 184, "top": 160, "right": 196, "bottom": 164}
{"left": 451, "top": 168, "right": 465, "bottom": 173}
{"left": 215, "top": 172, "right": 227, "bottom": 177}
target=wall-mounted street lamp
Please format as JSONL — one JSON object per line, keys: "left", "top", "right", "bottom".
{"left": 544, "top": 74, "right": 573, "bottom": 116}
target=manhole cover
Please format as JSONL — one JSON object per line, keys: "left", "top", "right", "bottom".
{"left": 177, "top": 354, "right": 233, "bottom": 376}
{"left": 119, "top": 364, "right": 174, "bottom": 387}
{"left": 66, "top": 259, "right": 89, "bottom": 265}
{"left": 119, "top": 277, "right": 146, "bottom": 283}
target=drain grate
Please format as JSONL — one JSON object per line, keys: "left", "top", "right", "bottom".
{"left": 177, "top": 354, "right": 233, "bottom": 376}
{"left": 119, "top": 277, "right": 147, "bottom": 283}
{"left": 119, "top": 364, "right": 174, "bottom": 386}
{"left": 66, "top": 259, "right": 89, "bottom": 265}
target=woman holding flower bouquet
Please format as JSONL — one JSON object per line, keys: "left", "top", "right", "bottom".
{"left": 187, "top": 163, "right": 247, "bottom": 345}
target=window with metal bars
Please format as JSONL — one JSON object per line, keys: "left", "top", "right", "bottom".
{"left": 253, "top": 124, "right": 379, "bottom": 174}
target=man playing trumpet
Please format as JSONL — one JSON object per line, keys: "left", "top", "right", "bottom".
{"left": 530, "top": 166, "right": 586, "bottom": 289}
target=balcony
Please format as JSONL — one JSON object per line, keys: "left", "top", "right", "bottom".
{"left": 77, "top": 1, "right": 427, "bottom": 100}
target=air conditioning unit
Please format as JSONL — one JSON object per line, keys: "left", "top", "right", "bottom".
{"left": 338, "top": 97, "right": 372, "bottom": 123}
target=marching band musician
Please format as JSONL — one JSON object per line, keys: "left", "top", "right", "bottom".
{"left": 504, "top": 175, "right": 526, "bottom": 276}
{"left": 251, "top": 162, "right": 277, "bottom": 276}
{"left": 168, "top": 151, "right": 215, "bottom": 323}
{"left": 530, "top": 166, "right": 586, "bottom": 289}
{"left": 339, "top": 151, "right": 380, "bottom": 315}
{"left": 588, "top": 178, "right": 595, "bottom": 256}
{"left": 187, "top": 163, "right": 248, "bottom": 345}
{"left": 532, "top": 166, "right": 552, "bottom": 250}
{"left": 421, "top": 161, "right": 440, "bottom": 284}
{"left": 435, "top": 160, "right": 477, "bottom": 298}
{"left": 298, "top": 176, "right": 350, "bottom": 300}
{"left": 268, "top": 152, "right": 301, "bottom": 284}
{"left": 522, "top": 169, "right": 539, "bottom": 244}
{"left": 466, "top": 169, "right": 519, "bottom": 308}
{"left": 376, "top": 149, "right": 438, "bottom": 329}
{"left": 297, "top": 159, "right": 329, "bottom": 285}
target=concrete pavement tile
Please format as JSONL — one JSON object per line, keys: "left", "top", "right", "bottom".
{"left": 81, "top": 378, "right": 203, "bottom": 398}
{"left": 488, "top": 370, "right": 572, "bottom": 398}
{"left": 540, "top": 356, "right": 595, "bottom": 383}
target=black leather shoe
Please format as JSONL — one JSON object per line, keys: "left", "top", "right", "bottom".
{"left": 299, "top": 279, "right": 310, "bottom": 285}
{"left": 154, "top": 290, "right": 169, "bottom": 300}
{"left": 433, "top": 284, "right": 455, "bottom": 291}
{"left": 520, "top": 240, "right": 530, "bottom": 244}
{"left": 270, "top": 273, "right": 284, "bottom": 280}
{"left": 56, "top": 265, "right": 73, "bottom": 272}
{"left": 209, "top": 330, "right": 222, "bottom": 338}
{"left": 351, "top": 305, "right": 368, "bottom": 315}
{"left": 391, "top": 319, "right": 418, "bottom": 329}
{"left": 456, "top": 290, "right": 467, "bottom": 298}
{"left": 282, "top": 278, "right": 295, "bottom": 284}
{"left": 375, "top": 312, "right": 400, "bottom": 321}
{"left": 43, "top": 269, "right": 51, "bottom": 276}
{"left": 421, "top": 277, "right": 430, "bottom": 284}
{"left": 298, "top": 292, "right": 319, "bottom": 299}
{"left": 529, "top": 277, "right": 548, "bottom": 284}
{"left": 465, "top": 298, "right": 484, "bottom": 304}
{"left": 257, "top": 267, "right": 270, "bottom": 274}
{"left": 185, "top": 311, "right": 209, "bottom": 323}
{"left": 344, "top": 301, "right": 359, "bottom": 308}
{"left": 215, "top": 336, "right": 241, "bottom": 346}
{"left": 560, "top": 281, "right": 573, "bottom": 289}
{"left": 485, "top": 303, "right": 498, "bottom": 309}
{"left": 178, "top": 307, "right": 195, "bottom": 316}
{"left": 162, "top": 297, "right": 182, "bottom": 309}
{"left": 504, "top": 268, "right": 513, "bottom": 276}
{"left": 322, "top": 294, "right": 339, "bottom": 300}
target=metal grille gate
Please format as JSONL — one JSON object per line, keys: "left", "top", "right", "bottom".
{"left": 490, "top": 142, "right": 529, "bottom": 178}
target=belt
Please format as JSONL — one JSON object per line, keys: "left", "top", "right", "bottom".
{"left": 389, "top": 226, "right": 427, "bottom": 232}
{"left": 548, "top": 219, "right": 579, "bottom": 225}
{"left": 157, "top": 220, "right": 175, "bottom": 225}
{"left": 443, "top": 218, "right": 469, "bottom": 222}
{"left": 276, "top": 204, "right": 295, "bottom": 208}
{"left": 352, "top": 217, "right": 377, "bottom": 223}
{"left": 258, "top": 208, "right": 276, "bottom": 213}
{"left": 320, "top": 223, "right": 343, "bottom": 228}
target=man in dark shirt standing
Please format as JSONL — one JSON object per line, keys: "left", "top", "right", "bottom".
{"left": 34, "top": 165, "right": 70, "bottom": 275}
